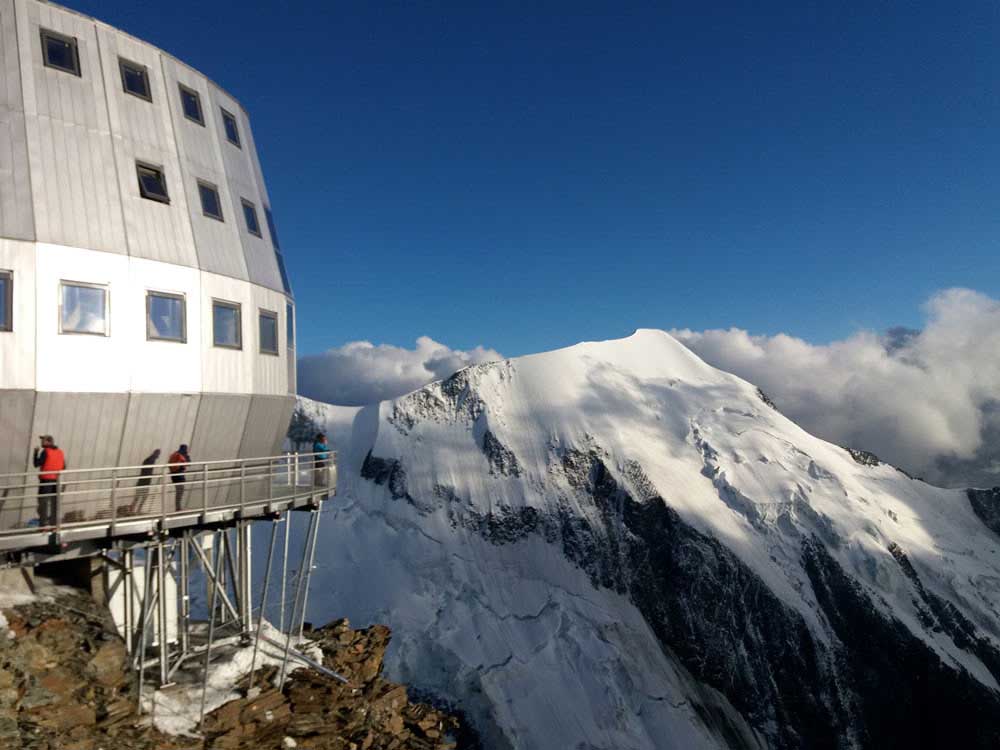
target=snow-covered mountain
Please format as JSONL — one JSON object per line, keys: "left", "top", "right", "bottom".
{"left": 295, "top": 329, "right": 1000, "bottom": 749}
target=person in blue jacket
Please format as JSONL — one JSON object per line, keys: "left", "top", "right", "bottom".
{"left": 313, "top": 433, "right": 331, "bottom": 487}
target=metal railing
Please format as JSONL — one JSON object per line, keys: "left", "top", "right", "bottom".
{"left": 0, "top": 451, "right": 336, "bottom": 537}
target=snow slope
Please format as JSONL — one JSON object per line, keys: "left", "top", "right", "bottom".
{"left": 295, "top": 329, "right": 1000, "bottom": 749}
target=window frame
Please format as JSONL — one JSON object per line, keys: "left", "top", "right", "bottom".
{"left": 211, "top": 299, "right": 242, "bottom": 350}
{"left": 40, "top": 28, "right": 81, "bottom": 77}
{"left": 221, "top": 108, "right": 241, "bottom": 147}
{"left": 118, "top": 57, "right": 152, "bottom": 102}
{"left": 0, "top": 270, "right": 12, "bottom": 333}
{"left": 286, "top": 302, "right": 294, "bottom": 350}
{"left": 59, "top": 280, "right": 110, "bottom": 337}
{"left": 258, "top": 308, "right": 279, "bottom": 356}
{"left": 241, "top": 198, "right": 262, "bottom": 237}
{"left": 179, "top": 83, "right": 204, "bottom": 125}
{"left": 146, "top": 290, "right": 187, "bottom": 343}
{"left": 136, "top": 161, "right": 170, "bottom": 204}
{"left": 197, "top": 180, "right": 224, "bottom": 221}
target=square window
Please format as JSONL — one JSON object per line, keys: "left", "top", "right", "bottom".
{"left": 286, "top": 302, "right": 294, "bottom": 349}
{"left": 259, "top": 309, "right": 278, "bottom": 355}
{"left": 179, "top": 84, "right": 204, "bottom": 125}
{"left": 0, "top": 271, "right": 11, "bottom": 332}
{"left": 146, "top": 291, "right": 186, "bottom": 342}
{"left": 221, "top": 108, "right": 241, "bottom": 147}
{"left": 60, "top": 282, "right": 108, "bottom": 336}
{"left": 119, "top": 58, "right": 151, "bottom": 101}
{"left": 136, "top": 162, "right": 169, "bottom": 203}
{"left": 198, "top": 181, "right": 224, "bottom": 220}
{"left": 241, "top": 199, "right": 261, "bottom": 236}
{"left": 41, "top": 29, "right": 80, "bottom": 76}
{"left": 212, "top": 300, "right": 241, "bottom": 349}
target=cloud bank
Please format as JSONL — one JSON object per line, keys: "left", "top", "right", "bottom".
{"left": 298, "top": 336, "right": 503, "bottom": 406}
{"left": 672, "top": 288, "right": 1000, "bottom": 488}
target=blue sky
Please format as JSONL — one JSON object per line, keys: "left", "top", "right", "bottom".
{"left": 73, "top": 0, "right": 1000, "bottom": 357}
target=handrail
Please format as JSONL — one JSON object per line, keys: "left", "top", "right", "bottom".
{"left": 0, "top": 451, "right": 337, "bottom": 538}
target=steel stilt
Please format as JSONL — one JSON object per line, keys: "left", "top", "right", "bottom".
{"left": 198, "top": 531, "right": 226, "bottom": 732}
{"left": 248, "top": 518, "right": 279, "bottom": 692}
{"left": 278, "top": 510, "right": 318, "bottom": 689}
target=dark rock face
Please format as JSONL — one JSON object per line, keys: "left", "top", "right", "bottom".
{"left": 968, "top": 487, "right": 1000, "bottom": 536}
{"left": 361, "top": 446, "right": 1000, "bottom": 749}
{"left": 804, "top": 539, "right": 1000, "bottom": 749}
{"left": 481, "top": 431, "right": 521, "bottom": 478}
{"left": 361, "top": 451, "right": 411, "bottom": 502}
{"left": 845, "top": 447, "right": 881, "bottom": 467}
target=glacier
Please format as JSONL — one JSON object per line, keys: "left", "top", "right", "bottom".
{"left": 292, "top": 329, "right": 1000, "bottom": 749}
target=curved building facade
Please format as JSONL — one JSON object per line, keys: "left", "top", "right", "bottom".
{"left": 0, "top": 0, "right": 296, "bottom": 478}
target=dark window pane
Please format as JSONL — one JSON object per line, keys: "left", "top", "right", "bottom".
{"left": 0, "top": 272, "right": 11, "bottom": 332}
{"left": 259, "top": 311, "right": 278, "bottom": 354}
{"left": 265, "top": 207, "right": 281, "bottom": 250}
{"left": 147, "top": 293, "right": 185, "bottom": 341}
{"left": 286, "top": 303, "right": 294, "bottom": 349}
{"left": 276, "top": 252, "right": 291, "bottom": 294}
{"left": 222, "top": 109, "right": 241, "bottom": 146}
{"left": 213, "top": 302, "right": 241, "bottom": 348}
{"left": 242, "top": 200, "right": 261, "bottom": 236}
{"left": 120, "top": 60, "right": 150, "bottom": 100}
{"left": 41, "top": 30, "right": 80, "bottom": 76}
{"left": 61, "top": 283, "right": 107, "bottom": 335}
{"left": 180, "top": 85, "right": 204, "bottom": 124}
{"left": 198, "top": 182, "right": 223, "bottom": 220}
{"left": 137, "top": 163, "right": 169, "bottom": 203}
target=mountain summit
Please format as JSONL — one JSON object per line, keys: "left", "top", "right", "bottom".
{"left": 299, "top": 329, "right": 1000, "bottom": 749}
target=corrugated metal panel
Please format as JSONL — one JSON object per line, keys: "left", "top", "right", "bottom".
{"left": 30, "top": 391, "right": 129, "bottom": 469}
{"left": 208, "top": 85, "right": 283, "bottom": 292}
{"left": 116, "top": 392, "right": 199, "bottom": 467}
{"left": 0, "top": 388, "right": 33, "bottom": 476}
{"left": 287, "top": 349, "right": 296, "bottom": 396}
{"left": 160, "top": 57, "right": 248, "bottom": 281}
{"left": 0, "top": 1, "right": 34, "bottom": 240}
{"left": 96, "top": 26, "right": 199, "bottom": 268}
{"left": 238, "top": 394, "right": 294, "bottom": 459}
{"left": 190, "top": 393, "right": 250, "bottom": 462}
{"left": 17, "top": 0, "right": 126, "bottom": 254}
{"left": 0, "top": 239, "right": 35, "bottom": 390}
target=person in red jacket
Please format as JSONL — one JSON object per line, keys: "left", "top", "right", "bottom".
{"left": 168, "top": 444, "right": 190, "bottom": 511}
{"left": 32, "top": 435, "right": 65, "bottom": 527}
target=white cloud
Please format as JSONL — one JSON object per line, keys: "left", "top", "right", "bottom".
{"left": 672, "top": 288, "right": 1000, "bottom": 488}
{"left": 298, "top": 336, "right": 503, "bottom": 406}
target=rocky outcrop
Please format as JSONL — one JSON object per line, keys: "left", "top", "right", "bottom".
{"left": 0, "top": 585, "right": 464, "bottom": 750}
{"left": 968, "top": 487, "right": 1000, "bottom": 536}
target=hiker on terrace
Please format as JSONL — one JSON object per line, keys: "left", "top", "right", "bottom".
{"left": 168, "top": 444, "right": 190, "bottom": 511}
{"left": 33, "top": 435, "right": 65, "bottom": 527}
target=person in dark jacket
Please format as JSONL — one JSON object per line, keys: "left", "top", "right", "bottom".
{"left": 32, "top": 435, "right": 66, "bottom": 527}
{"left": 168, "top": 444, "right": 190, "bottom": 511}
{"left": 131, "top": 449, "right": 161, "bottom": 514}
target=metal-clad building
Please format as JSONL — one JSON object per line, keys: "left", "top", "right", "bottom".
{"left": 0, "top": 0, "right": 296, "bottom": 480}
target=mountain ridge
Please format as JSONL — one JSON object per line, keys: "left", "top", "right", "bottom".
{"left": 293, "top": 329, "right": 1000, "bottom": 749}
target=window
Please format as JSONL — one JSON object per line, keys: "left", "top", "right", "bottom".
{"left": 259, "top": 309, "right": 278, "bottom": 355}
{"left": 0, "top": 271, "right": 11, "bottom": 332}
{"left": 221, "top": 108, "right": 241, "bottom": 147}
{"left": 119, "top": 58, "right": 151, "bottom": 101}
{"left": 212, "top": 300, "right": 241, "bottom": 349}
{"left": 241, "top": 199, "right": 261, "bottom": 236}
{"left": 286, "top": 303, "right": 294, "bottom": 350}
{"left": 60, "top": 282, "right": 108, "bottom": 336}
{"left": 146, "top": 291, "right": 186, "bottom": 342}
{"left": 179, "top": 84, "right": 204, "bottom": 125}
{"left": 265, "top": 207, "right": 281, "bottom": 250}
{"left": 136, "top": 163, "right": 169, "bottom": 203}
{"left": 198, "top": 181, "right": 224, "bottom": 220}
{"left": 40, "top": 29, "right": 80, "bottom": 76}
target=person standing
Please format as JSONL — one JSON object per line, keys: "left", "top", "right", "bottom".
{"left": 312, "top": 433, "right": 331, "bottom": 487}
{"left": 32, "top": 435, "right": 65, "bottom": 527}
{"left": 168, "top": 444, "right": 190, "bottom": 511}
